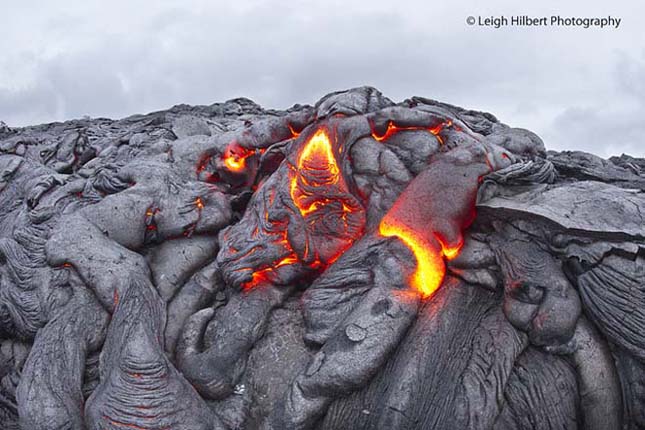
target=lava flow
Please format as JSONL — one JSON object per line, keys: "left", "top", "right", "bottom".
{"left": 371, "top": 119, "right": 453, "bottom": 144}
{"left": 288, "top": 127, "right": 364, "bottom": 264}
{"left": 195, "top": 141, "right": 259, "bottom": 182}
{"left": 236, "top": 126, "right": 365, "bottom": 291}
{"left": 223, "top": 142, "right": 256, "bottom": 173}
{"left": 379, "top": 217, "right": 462, "bottom": 298}
{"left": 289, "top": 128, "right": 341, "bottom": 216}
{"left": 375, "top": 157, "right": 485, "bottom": 298}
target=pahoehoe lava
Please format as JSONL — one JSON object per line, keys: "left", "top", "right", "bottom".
{"left": 0, "top": 86, "right": 644, "bottom": 430}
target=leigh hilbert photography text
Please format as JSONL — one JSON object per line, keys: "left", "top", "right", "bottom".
{"left": 471, "top": 15, "right": 622, "bottom": 29}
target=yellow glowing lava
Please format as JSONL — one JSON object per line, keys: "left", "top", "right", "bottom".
{"left": 379, "top": 217, "right": 464, "bottom": 298}
{"left": 379, "top": 219, "right": 446, "bottom": 297}
{"left": 290, "top": 128, "right": 341, "bottom": 216}
{"left": 371, "top": 120, "right": 453, "bottom": 143}
{"left": 297, "top": 128, "right": 339, "bottom": 180}
{"left": 223, "top": 143, "right": 253, "bottom": 173}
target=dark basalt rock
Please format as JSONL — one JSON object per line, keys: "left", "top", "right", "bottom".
{"left": 0, "top": 86, "right": 643, "bottom": 430}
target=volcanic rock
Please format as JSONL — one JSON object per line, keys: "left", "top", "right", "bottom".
{"left": 0, "top": 86, "right": 643, "bottom": 430}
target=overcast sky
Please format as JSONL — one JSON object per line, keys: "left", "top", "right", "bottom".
{"left": 1, "top": 0, "right": 643, "bottom": 157}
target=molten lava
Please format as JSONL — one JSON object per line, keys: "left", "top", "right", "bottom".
{"left": 289, "top": 128, "right": 341, "bottom": 216}
{"left": 375, "top": 152, "right": 497, "bottom": 298}
{"left": 237, "top": 126, "right": 365, "bottom": 291}
{"left": 223, "top": 143, "right": 255, "bottom": 173}
{"left": 288, "top": 123, "right": 301, "bottom": 139}
{"left": 194, "top": 197, "right": 205, "bottom": 210}
{"left": 379, "top": 217, "right": 462, "bottom": 298}
{"left": 242, "top": 253, "right": 300, "bottom": 291}
{"left": 371, "top": 120, "right": 453, "bottom": 144}
{"left": 288, "top": 127, "right": 364, "bottom": 264}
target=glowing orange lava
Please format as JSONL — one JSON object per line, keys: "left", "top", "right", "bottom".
{"left": 371, "top": 120, "right": 453, "bottom": 143}
{"left": 289, "top": 128, "right": 341, "bottom": 216}
{"left": 194, "top": 197, "right": 204, "bottom": 210}
{"left": 223, "top": 143, "right": 254, "bottom": 172}
{"left": 242, "top": 254, "right": 299, "bottom": 291}
{"left": 441, "top": 241, "right": 463, "bottom": 260}
{"left": 241, "top": 126, "right": 363, "bottom": 291}
{"left": 288, "top": 123, "right": 301, "bottom": 139}
{"left": 379, "top": 217, "right": 463, "bottom": 298}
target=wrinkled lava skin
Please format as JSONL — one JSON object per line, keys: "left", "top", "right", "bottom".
{"left": 190, "top": 99, "right": 515, "bottom": 405}
{"left": 0, "top": 86, "right": 643, "bottom": 430}
{"left": 217, "top": 119, "right": 366, "bottom": 290}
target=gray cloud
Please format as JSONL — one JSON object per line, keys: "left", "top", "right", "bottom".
{"left": 0, "top": 0, "right": 643, "bottom": 157}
